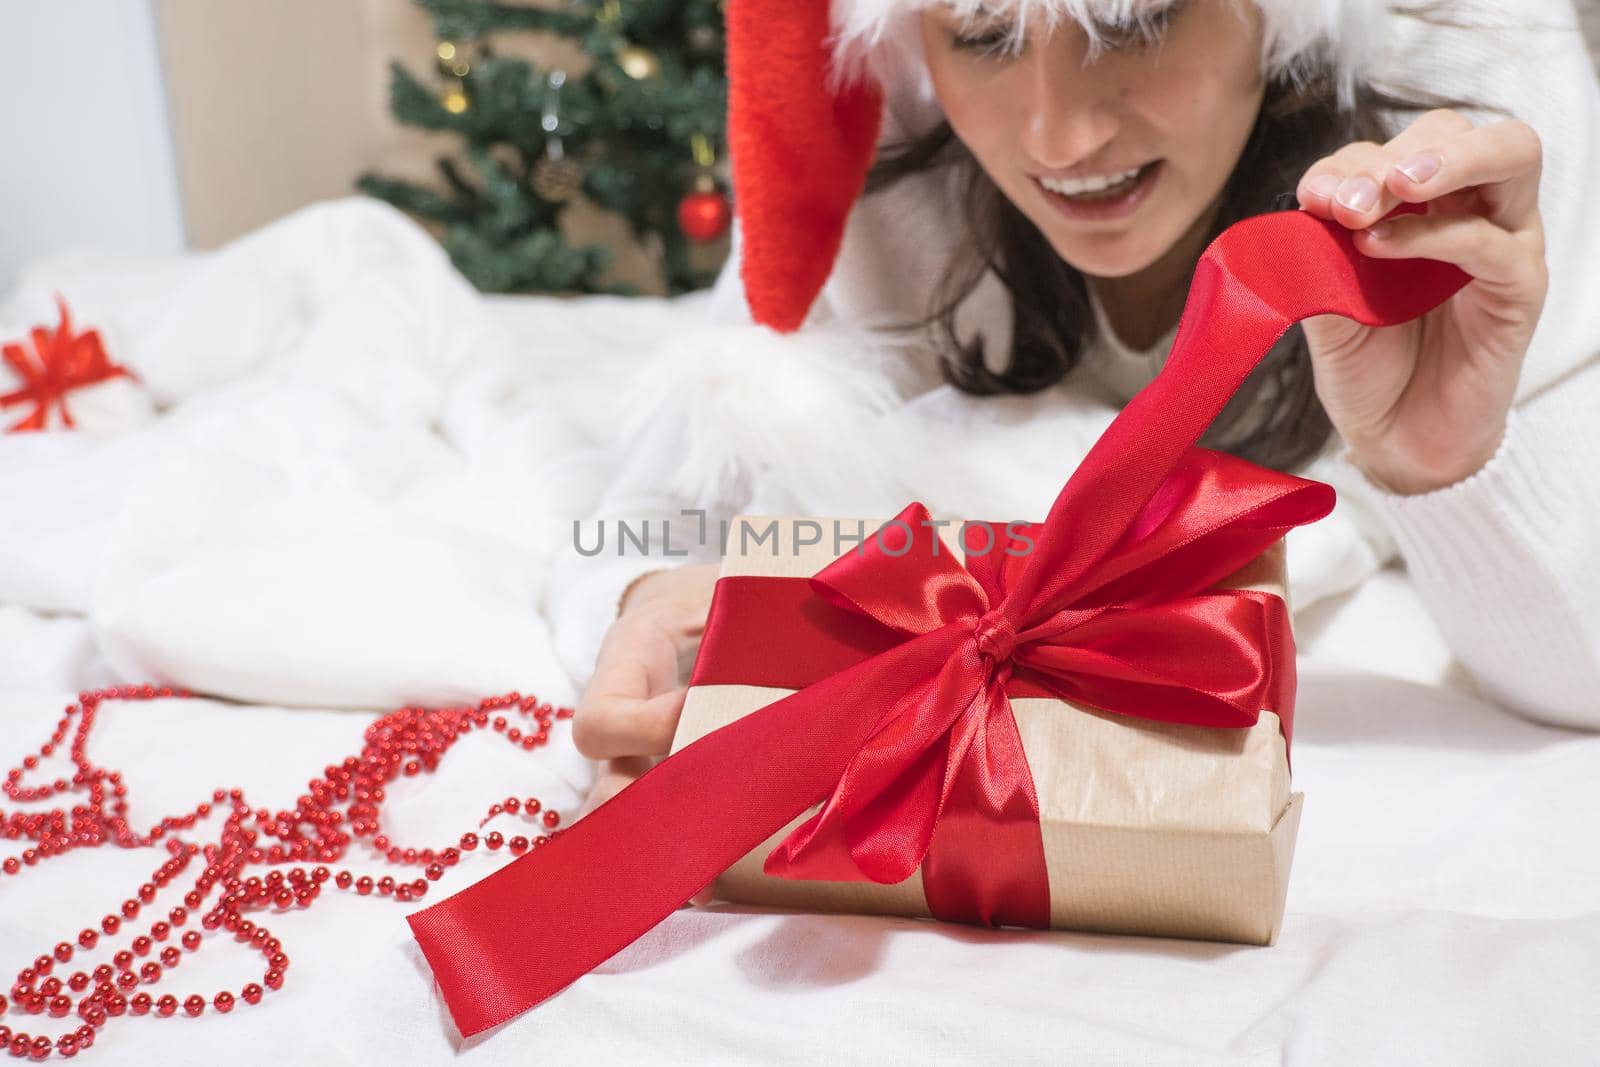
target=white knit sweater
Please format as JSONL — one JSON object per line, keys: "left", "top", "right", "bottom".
{"left": 545, "top": 0, "right": 1600, "bottom": 731}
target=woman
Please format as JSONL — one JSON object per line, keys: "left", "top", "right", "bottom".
{"left": 548, "top": 0, "right": 1600, "bottom": 814}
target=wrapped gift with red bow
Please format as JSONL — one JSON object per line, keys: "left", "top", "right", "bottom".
{"left": 406, "top": 210, "right": 1469, "bottom": 1039}
{"left": 673, "top": 515, "right": 1303, "bottom": 945}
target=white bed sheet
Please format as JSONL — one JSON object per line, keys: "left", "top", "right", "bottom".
{"left": 1, "top": 199, "right": 1595, "bottom": 1066}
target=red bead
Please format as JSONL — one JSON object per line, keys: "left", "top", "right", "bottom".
{"left": 213, "top": 992, "right": 234, "bottom": 1014}
{"left": 52, "top": 944, "right": 72, "bottom": 963}
{"left": 355, "top": 877, "right": 373, "bottom": 896}
{"left": 180, "top": 931, "right": 201, "bottom": 951}
{"left": 160, "top": 947, "right": 180, "bottom": 968}
{"left": 129, "top": 994, "right": 152, "bottom": 1016}
{"left": 459, "top": 833, "right": 478, "bottom": 851}
{"left": 29, "top": 1035, "right": 51, "bottom": 1061}
{"left": 542, "top": 810, "right": 561, "bottom": 829}
{"left": 100, "top": 916, "right": 119, "bottom": 936}
{"left": 76, "top": 930, "right": 96, "bottom": 950}
{"left": 484, "top": 832, "right": 504, "bottom": 850}
{"left": 155, "top": 995, "right": 177, "bottom": 1017}
{"left": 263, "top": 969, "right": 284, "bottom": 990}
{"left": 509, "top": 837, "right": 529, "bottom": 855}
{"left": 425, "top": 863, "right": 444, "bottom": 880}
{"left": 240, "top": 984, "right": 263, "bottom": 1005}
{"left": 140, "top": 963, "right": 161, "bottom": 984}
{"left": 47, "top": 997, "right": 70, "bottom": 1018}
{"left": 53, "top": 1034, "right": 77, "bottom": 1058}
{"left": 183, "top": 995, "right": 205, "bottom": 1017}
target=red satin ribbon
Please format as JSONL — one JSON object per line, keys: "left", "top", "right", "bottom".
{"left": 408, "top": 210, "right": 1468, "bottom": 1037}
{"left": 1, "top": 297, "right": 138, "bottom": 433}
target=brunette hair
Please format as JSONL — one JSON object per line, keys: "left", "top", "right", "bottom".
{"left": 863, "top": 21, "right": 1488, "bottom": 472}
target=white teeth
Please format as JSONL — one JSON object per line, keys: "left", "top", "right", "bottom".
{"left": 1040, "top": 166, "right": 1145, "bottom": 198}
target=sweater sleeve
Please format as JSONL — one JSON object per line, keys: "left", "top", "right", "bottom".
{"left": 1315, "top": 356, "right": 1600, "bottom": 731}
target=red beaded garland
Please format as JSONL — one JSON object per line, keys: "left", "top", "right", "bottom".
{"left": 0, "top": 686, "right": 573, "bottom": 1059}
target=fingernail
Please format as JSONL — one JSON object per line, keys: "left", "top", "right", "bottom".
{"left": 1336, "top": 176, "right": 1380, "bottom": 213}
{"left": 1395, "top": 151, "right": 1441, "bottom": 184}
{"left": 1305, "top": 174, "right": 1341, "bottom": 201}
{"left": 1366, "top": 221, "right": 1391, "bottom": 240}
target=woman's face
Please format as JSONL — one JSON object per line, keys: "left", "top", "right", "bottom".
{"left": 918, "top": 0, "right": 1266, "bottom": 281}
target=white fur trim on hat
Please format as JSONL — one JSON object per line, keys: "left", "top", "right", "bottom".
{"left": 827, "top": 0, "right": 1389, "bottom": 112}
{"left": 614, "top": 321, "right": 923, "bottom": 516}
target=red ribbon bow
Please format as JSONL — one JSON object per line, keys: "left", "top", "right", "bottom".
{"left": 687, "top": 452, "right": 1324, "bottom": 927}
{"left": 407, "top": 210, "right": 1468, "bottom": 1038}
{"left": 1, "top": 296, "right": 138, "bottom": 433}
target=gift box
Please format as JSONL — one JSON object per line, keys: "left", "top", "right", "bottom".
{"left": 672, "top": 516, "right": 1302, "bottom": 946}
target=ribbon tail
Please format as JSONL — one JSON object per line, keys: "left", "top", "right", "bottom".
{"left": 921, "top": 669, "right": 1051, "bottom": 929}
{"left": 407, "top": 629, "right": 960, "bottom": 1038}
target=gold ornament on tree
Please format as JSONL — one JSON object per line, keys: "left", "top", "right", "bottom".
{"left": 437, "top": 40, "right": 471, "bottom": 114}
{"left": 617, "top": 43, "right": 660, "bottom": 80}
{"left": 532, "top": 69, "right": 583, "bottom": 203}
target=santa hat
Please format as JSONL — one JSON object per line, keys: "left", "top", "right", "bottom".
{"left": 726, "top": 0, "right": 1389, "bottom": 333}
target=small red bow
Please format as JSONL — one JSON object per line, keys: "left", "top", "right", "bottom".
{"left": 1, "top": 297, "right": 138, "bottom": 433}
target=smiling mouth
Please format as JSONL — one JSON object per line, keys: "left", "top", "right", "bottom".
{"left": 1037, "top": 162, "right": 1159, "bottom": 201}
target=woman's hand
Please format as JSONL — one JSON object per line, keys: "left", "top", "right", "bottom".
{"left": 1294, "top": 108, "right": 1548, "bottom": 495}
{"left": 571, "top": 562, "right": 720, "bottom": 818}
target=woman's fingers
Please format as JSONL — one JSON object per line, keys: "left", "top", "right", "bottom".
{"left": 572, "top": 673, "right": 687, "bottom": 760}
{"left": 1382, "top": 118, "right": 1544, "bottom": 230}
{"left": 572, "top": 612, "right": 690, "bottom": 760}
{"left": 1296, "top": 109, "right": 1543, "bottom": 235}
{"left": 1297, "top": 109, "right": 1472, "bottom": 222}
{"left": 1353, "top": 211, "right": 1544, "bottom": 294}
{"left": 577, "top": 755, "right": 657, "bottom": 818}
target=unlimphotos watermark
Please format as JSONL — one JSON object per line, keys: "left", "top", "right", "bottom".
{"left": 572, "top": 509, "right": 1038, "bottom": 560}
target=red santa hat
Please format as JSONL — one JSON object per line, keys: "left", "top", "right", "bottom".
{"left": 725, "top": 0, "right": 1388, "bottom": 333}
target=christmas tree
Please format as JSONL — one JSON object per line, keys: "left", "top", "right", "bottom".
{"left": 359, "top": 0, "right": 732, "bottom": 297}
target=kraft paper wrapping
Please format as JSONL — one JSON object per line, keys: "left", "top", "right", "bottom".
{"left": 670, "top": 517, "right": 1303, "bottom": 947}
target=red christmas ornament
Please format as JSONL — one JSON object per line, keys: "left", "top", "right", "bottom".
{"left": 1, "top": 297, "right": 138, "bottom": 433}
{"left": 677, "top": 187, "right": 731, "bottom": 243}
{"left": 0, "top": 686, "right": 573, "bottom": 1059}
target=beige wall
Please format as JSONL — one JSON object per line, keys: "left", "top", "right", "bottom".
{"left": 153, "top": 0, "right": 669, "bottom": 292}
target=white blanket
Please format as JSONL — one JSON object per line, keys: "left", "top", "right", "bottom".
{"left": 1, "top": 199, "right": 1595, "bottom": 1065}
